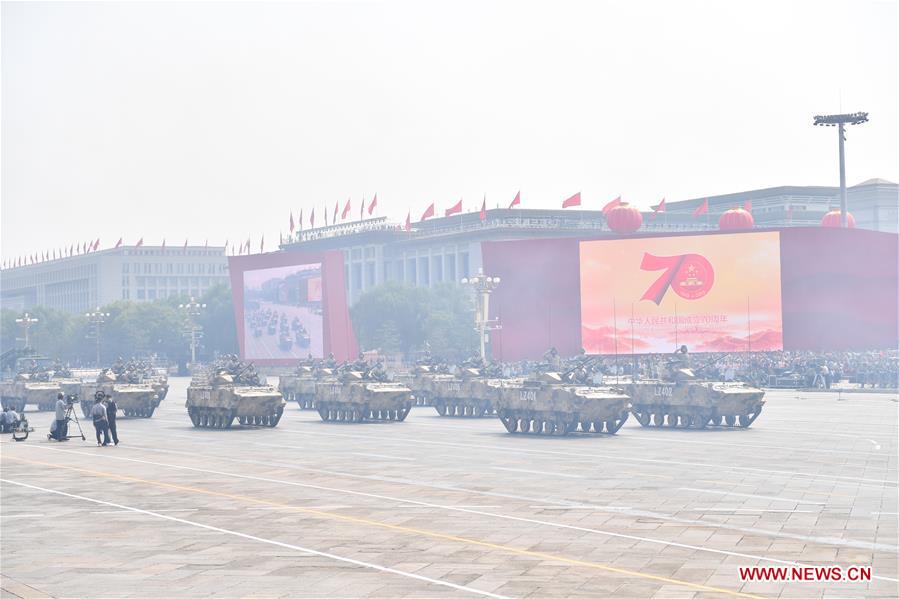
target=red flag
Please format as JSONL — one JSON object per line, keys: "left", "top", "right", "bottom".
{"left": 161, "top": 239, "right": 166, "bottom": 249}
{"left": 651, "top": 198, "right": 666, "bottom": 219}
{"left": 405, "top": 210, "right": 411, "bottom": 231}
{"left": 509, "top": 191, "right": 520, "bottom": 208}
{"left": 602, "top": 196, "right": 621, "bottom": 214}
{"left": 445, "top": 198, "right": 462, "bottom": 217}
{"left": 136, "top": 238, "right": 144, "bottom": 247}
{"left": 341, "top": 197, "right": 351, "bottom": 220}
{"left": 562, "top": 192, "right": 582, "bottom": 209}
{"left": 53, "top": 249, "right": 57, "bottom": 260}
{"left": 299, "top": 208, "right": 304, "bottom": 230}
{"left": 333, "top": 201, "right": 338, "bottom": 224}
{"left": 368, "top": 193, "right": 377, "bottom": 215}
{"left": 183, "top": 238, "right": 188, "bottom": 249}
{"left": 93, "top": 238, "right": 100, "bottom": 251}
{"left": 310, "top": 207, "right": 315, "bottom": 228}
{"left": 324, "top": 204, "right": 328, "bottom": 226}
{"left": 744, "top": 200, "right": 752, "bottom": 212}
{"left": 260, "top": 235, "right": 264, "bottom": 253}
{"left": 245, "top": 237, "right": 250, "bottom": 254}
{"left": 280, "top": 232, "right": 283, "bottom": 245}
{"left": 69, "top": 244, "right": 73, "bottom": 255}
{"left": 420, "top": 202, "right": 435, "bottom": 221}
{"left": 114, "top": 237, "right": 122, "bottom": 249}
{"left": 290, "top": 211, "right": 295, "bottom": 233}
{"left": 360, "top": 197, "right": 365, "bottom": 219}
{"left": 480, "top": 196, "right": 487, "bottom": 221}
{"left": 692, "top": 198, "right": 709, "bottom": 217}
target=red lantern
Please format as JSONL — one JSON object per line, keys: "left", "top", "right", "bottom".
{"left": 718, "top": 207, "right": 754, "bottom": 230}
{"left": 821, "top": 209, "right": 855, "bottom": 228}
{"left": 606, "top": 203, "right": 643, "bottom": 234}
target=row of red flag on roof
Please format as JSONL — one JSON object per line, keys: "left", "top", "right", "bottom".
{"left": 285, "top": 191, "right": 753, "bottom": 235}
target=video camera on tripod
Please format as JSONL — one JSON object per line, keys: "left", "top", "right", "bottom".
{"left": 47, "top": 392, "right": 87, "bottom": 442}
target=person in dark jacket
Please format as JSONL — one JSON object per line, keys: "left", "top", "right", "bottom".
{"left": 104, "top": 396, "right": 119, "bottom": 445}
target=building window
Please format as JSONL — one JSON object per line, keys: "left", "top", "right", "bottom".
{"left": 365, "top": 262, "right": 375, "bottom": 287}
{"left": 460, "top": 253, "right": 469, "bottom": 279}
{"left": 143, "top": 263, "right": 151, "bottom": 274}
{"left": 137, "top": 289, "right": 146, "bottom": 300}
{"left": 122, "top": 263, "right": 129, "bottom": 273}
{"left": 166, "top": 263, "right": 173, "bottom": 274}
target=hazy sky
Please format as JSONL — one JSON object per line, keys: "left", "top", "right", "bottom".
{"left": 2, "top": 0, "right": 897, "bottom": 259}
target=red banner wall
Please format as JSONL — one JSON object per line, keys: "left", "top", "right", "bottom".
{"left": 483, "top": 228, "right": 898, "bottom": 358}
{"left": 229, "top": 251, "right": 358, "bottom": 364}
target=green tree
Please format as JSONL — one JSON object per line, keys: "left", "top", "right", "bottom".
{"left": 196, "top": 284, "right": 239, "bottom": 360}
{"left": 350, "top": 283, "right": 477, "bottom": 360}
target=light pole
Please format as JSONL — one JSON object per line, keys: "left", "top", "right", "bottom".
{"left": 179, "top": 297, "right": 206, "bottom": 365}
{"left": 461, "top": 269, "right": 501, "bottom": 360}
{"left": 15, "top": 312, "right": 39, "bottom": 349}
{"left": 813, "top": 111, "right": 868, "bottom": 228}
{"left": 85, "top": 308, "right": 110, "bottom": 366}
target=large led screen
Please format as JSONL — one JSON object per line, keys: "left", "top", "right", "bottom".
{"left": 242, "top": 263, "right": 324, "bottom": 360}
{"left": 579, "top": 231, "right": 784, "bottom": 354}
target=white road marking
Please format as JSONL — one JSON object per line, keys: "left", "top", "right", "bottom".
{"left": 98, "top": 435, "right": 899, "bottom": 556}
{"left": 89, "top": 508, "right": 198, "bottom": 514}
{"left": 0, "top": 513, "right": 45, "bottom": 519}
{"left": 492, "top": 467, "right": 584, "bottom": 479}
{"left": 351, "top": 452, "right": 415, "bottom": 461}
{"left": 0, "top": 478, "right": 512, "bottom": 599}
{"left": 529, "top": 506, "right": 632, "bottom": 510}
{"left": 678, "top": 488, "right": 828, "bottom": 506}
{"left": 684, "top": 509, "right": 817, "bottom": 513}
{"left": 12, "top": 443, "right": 899, "bottom": 579}
{"left": 285, "top": 429, "right": 899, "bottom": 488}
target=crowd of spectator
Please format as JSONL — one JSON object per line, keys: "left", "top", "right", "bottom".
{"left": 496, "top": 349, "right": 899, "bottom": 389}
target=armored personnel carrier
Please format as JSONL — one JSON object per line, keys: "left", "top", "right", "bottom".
{"left": 429, "top": 365, "right": 505, "bottom": 417}
{"left": 81, "top": 370, "right": 161, "bottom": 418}
{"left": 627, "top": 367, "right": 765, "bottom": 428}
{"left": 279, "top": 364, "right": 334, "bottom": 409}
{"left": 1, "top": 373, "right": 60, "bottom": 412}
{"left": 495, "top": 372, "right": 631, "bottom": 435}
{"left": 1, "top": 357, "right": 65, "bottom": 411}
{"left": 186, "top": 358, "right": 285, "bottom": 428}
{"left": 315, "top": 366, "right": 413, "bottom": 423}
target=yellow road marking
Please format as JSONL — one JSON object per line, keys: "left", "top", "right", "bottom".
{"left": 2, "top": 455, "right": 764, "bottom": 599}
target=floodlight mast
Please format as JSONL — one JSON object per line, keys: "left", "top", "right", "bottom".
{"left": 813, "top": 112, "right": 869, "bottom": 228}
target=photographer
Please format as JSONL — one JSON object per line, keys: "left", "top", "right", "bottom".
{"left": 1, "top": 407, "right": 19, "bottom": 433}
{"left": 90, "top": 392, "right": 111, "bottom": 446}
{"left": 54, "top": 393, "right": 68, "bottom": 441}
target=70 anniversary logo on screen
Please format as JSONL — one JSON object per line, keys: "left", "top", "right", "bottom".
{"left": 579, "top": 232, "right": 784, "bottom": 354}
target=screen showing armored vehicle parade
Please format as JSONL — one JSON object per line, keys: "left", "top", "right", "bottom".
{"left": 240, "top": 262, "right": 324, "bottom": 360}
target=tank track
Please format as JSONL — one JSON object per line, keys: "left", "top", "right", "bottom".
{"left": 316, "top": 402, "right": 410, "bottom": 423}
{"left": 433, "top": 399, "right": 496, "bottom": 417}
{"left": 1, "top": 397, "right": 26, "bottom": 412}
{"left": 631, "top": 405, "right": 763, "bottom": 429}
{"left": 499, "top": 410, "right": 629, "bottom": 435}
{"left": 187, "top": 406, "right": 284, "bottom": 428}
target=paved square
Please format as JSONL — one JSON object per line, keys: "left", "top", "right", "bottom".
{"left": 2, "top": 380, "right": 897, "bottom": 598}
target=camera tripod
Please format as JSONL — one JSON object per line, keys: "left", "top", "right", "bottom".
{"left": 48, "top": 403, "right": 86, "bottom": 442}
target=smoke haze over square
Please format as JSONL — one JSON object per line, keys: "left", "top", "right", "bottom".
{"left": 2, "top": 0, "right": 896, "bottom": 258}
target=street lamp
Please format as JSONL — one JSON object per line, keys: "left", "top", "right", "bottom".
{"left": 179, "top": 297, "right": 206, "bottom": 365}
{"left": 85, "top": 308, "right": 110, "bottom": 366}
{"left": 461, "top": 269, "right": 501, "bottom": 360}
{"left": 15, "top": 312, "right": 39, "bottom": 349}
{"left": 813, "top": 111, "right": 869, "bottom": 228}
